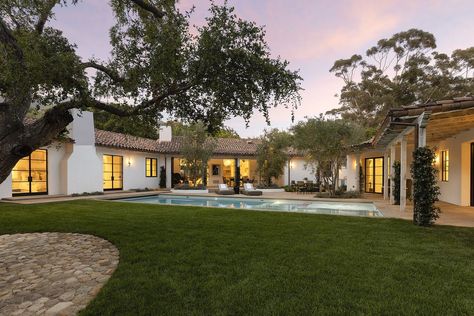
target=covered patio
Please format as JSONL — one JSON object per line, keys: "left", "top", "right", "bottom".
{"left": 348, "top": 97, "right": 474, "bottom": 216}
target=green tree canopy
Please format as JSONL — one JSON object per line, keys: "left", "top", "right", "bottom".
{"left": 256, "top": 129, "right": 292, "bottom": 187}
{"left": 329, "top": 29, "right": 474, "bottom": 133}
{"left": 0, "top": 0, "right": 301, "bottom": 183}
{"left": 292, "top": 117, "right": 365, "bottom": 196}
{"left": 179, "top": 122, "right": 216, "bottom": 188}
{"left": 168, "top": 121, "right": 240, "bottom": 139}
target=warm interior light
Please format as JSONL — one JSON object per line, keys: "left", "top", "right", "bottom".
{"left": 434, "top": 153, "right": 440, "bottom": 165}
{"left": 223, "top": 159, "right": 232, "bottom": 167}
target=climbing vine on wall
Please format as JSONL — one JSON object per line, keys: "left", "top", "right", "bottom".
{"left": 411, "top": 147, "right": 441, "bottom": 226}
{"left": 392, "top": 161, "right": 401, "bottom": 205}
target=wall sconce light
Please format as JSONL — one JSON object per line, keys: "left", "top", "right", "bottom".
{"left": 290, "top": 161, "right": 294, "bottom": 169}
{"left": 127, "top": 158, "right": 132, "bottom": 167}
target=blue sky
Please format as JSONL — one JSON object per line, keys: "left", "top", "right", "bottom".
{"left": 52, "top": 0, "right": 474, "bottom": 137}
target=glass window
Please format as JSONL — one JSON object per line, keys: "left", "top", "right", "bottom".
{"left": 441, "top": 151, "right": 449, "bottom": 182}
{"left": 365, "top": 157, "right": 384, "bottom": 194}
{"left": 11, "top": 149, "right": 48, "bottom": 195}
{"left": 146, "top": 158, "right": 157, "bottom": 177}
{"left": 103, "top": 154, "right": 123, "bottom": 190}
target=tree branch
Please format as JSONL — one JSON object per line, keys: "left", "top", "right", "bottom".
{"left": 130, "top": 0, "right": 166, "bottom": 19}
{"left": 81, "top": 61, "right": 125, "bottom": 83}
{"left": 0, "top": 17, "right": 24, "bottom": 61}
{"left": 89, "top": 82, "right": 192, "bottom": 116}
{"left": 35, "top": 0, "right": 59, "bottom": 34}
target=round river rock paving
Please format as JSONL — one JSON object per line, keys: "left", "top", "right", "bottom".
{"left": 0, "top": 233, "right": 119, "bottom": 315}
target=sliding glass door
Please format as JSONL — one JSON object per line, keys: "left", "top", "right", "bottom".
{"left": 12, "top": 149, "right": 48, "bottom": 195}
{"left": 365, "top": 157, "right": 384, "bottom": 194}
{"left": 103, "top": 154, "right": 123, "bottom": 190}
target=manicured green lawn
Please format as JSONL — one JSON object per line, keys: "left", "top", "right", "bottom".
{"left": 0, "top": 200, "right": 473, "bottom": 315}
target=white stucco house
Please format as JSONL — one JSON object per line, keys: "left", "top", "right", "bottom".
{"left": 346, "top": 97, "right": 474, "bottom": 209}
{"left": 0, "top": 110, "right": 314, "bottom": 199}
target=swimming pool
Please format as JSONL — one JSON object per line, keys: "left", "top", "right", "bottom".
{"left": 118, "top": 194, "right": 383, "bottom": 217}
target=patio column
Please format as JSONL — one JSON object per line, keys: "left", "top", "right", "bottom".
{"left": 400, "top": 137, "right": 407, "bottom": 211}
{"left": 419, "top": 125, "right": 427, "bottom": 147}
{"left": 383, "top": 151, "right": 389, "bottom": 200}
{"left": 166, "top": 156, "right": 172, "bottom": 188}
{"left": 390, "top": 145, "right": 396, "bottom": 204}
{"left": 234, "top": 158, "right": 240, "bottom": 193}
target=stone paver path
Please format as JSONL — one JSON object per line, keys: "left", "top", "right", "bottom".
{"left": 0, "top": 233, "right": 119, "bottom": 315}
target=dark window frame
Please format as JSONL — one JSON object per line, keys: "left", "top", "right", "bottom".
{"left": 364, "top": 157, "right": 384, "bottom": 194}
{"left": 103, "top": 154, "right": 123, "bottom": 191}
{"left": 146, "top": 157, "right": 158, "bottom": 177}
{"left": 12, "top": 149, "right": 48, "bottom": 196}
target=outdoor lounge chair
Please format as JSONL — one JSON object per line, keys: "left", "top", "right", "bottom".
{"left": 216, "top": 183, "right": 235, "bottom": 195}
{"left": 242, "top": 183, "right": 263, "bottom": 196}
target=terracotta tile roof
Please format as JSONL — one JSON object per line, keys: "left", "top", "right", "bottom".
{"left": 95, "top": 129, "right": 158, "bottom": 152}
{"left": 155, "top": 136, "right": 261, "bottom": 156}
{"left": 94, "top": 129, "right": 304, "bottom": 157}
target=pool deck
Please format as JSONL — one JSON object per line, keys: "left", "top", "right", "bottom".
{"left": 2, "top": 191, "right": 473, "bottom": 228}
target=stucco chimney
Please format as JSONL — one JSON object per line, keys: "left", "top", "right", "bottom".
{"left": 67, "top": 109, "right": 95, "bottom": 146}
{"left": 159, "top": 125, "right": 172, "bottom": 142}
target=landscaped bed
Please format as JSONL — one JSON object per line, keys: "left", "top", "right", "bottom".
{"left": 0, "top": 200, "right": 473, "bottom": 315}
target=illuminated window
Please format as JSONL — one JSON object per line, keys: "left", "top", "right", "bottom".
{"left": 103, "top": 155, "right": 123, "bottom": 190}
{"left": 365, "top": 157, "right": 384, "bottom": 194}
{"left": 441, "top": 151, "right": 449, "bottom": 182}
{"left": 12, "top": 149, "right": 48, "bottom": 195}
{"left": 146, "top": 158, "right": 157, "bottom": 177}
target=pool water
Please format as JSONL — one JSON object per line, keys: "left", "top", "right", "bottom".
{"left": 119, "top": 195, "right": 383, "bottom": 217}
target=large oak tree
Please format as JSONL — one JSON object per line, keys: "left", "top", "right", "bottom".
{"left": 0, "top": 0, "right": 301, "bottom": 184}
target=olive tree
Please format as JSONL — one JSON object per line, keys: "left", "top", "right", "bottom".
{"left": 179, "top": 122, "right": 216, "bottom": 188}
{"left": 0, "top": 0, "right": 301, "bottom": 184}
{"left": 256, "top": 129, "right": 292, "bottom": 187}
{"left": 292, "top": 117, "right": 365, "bottom": 196}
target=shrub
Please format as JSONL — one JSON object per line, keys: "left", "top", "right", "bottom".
{"left": 392, "top": 161, "right": 401, "bottom": 205}
{"left": 256, "top": 183, "right": 281, "bottom": 189}
{"left": 174, "top": 184, "right": 207, "bottom": 190}
{"left": 411, "top": 147, "right": 440, "bottom": 226}
{"left": 71, "top": 191, "right": 104, "bottom": 197}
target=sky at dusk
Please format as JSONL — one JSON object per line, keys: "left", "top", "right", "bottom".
{"left": 51, "top": 0, "right": 474, "bottom": 137}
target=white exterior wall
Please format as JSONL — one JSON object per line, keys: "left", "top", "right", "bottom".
{"left": 45, "top": 142, "right": 67, "bottom": 195}
{"left": 65, "top": 110, "right": 103, "bottom": 195}
{"left": 283, "top": 157, "right": 315, "bottom": 185}
{"left": 346, "top": 154, "right": 360, "bottom": 192}
{"left": 432, "top": 127, "right": 474, "bottom": 206}
{"left": 0, "top": 174, "right": 12, "bottom": 199}
{"left": 96, "top": 147, "right": 160, "bottom": 191}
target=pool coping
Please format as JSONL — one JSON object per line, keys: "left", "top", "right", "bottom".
{"left": 156, "top": 192, "right": 376, "bottom": 204}
{"left": 113, "top": 193, "right": 384, "bottom": 218}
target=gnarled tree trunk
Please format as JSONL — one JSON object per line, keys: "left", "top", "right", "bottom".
{"left": 0, "top": 105, "right": 74, "bottom": 184}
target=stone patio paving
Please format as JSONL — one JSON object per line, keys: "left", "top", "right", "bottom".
{"left": 0, "top": 233, "right": 119, "bottom": 315}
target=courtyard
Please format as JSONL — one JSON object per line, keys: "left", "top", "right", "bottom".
{"left": 0, "top": 199, "right": 473, "bottom": 315}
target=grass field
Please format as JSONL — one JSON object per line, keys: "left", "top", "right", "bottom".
{"left": 0, "top": 200, "right": 473, "bottom": 315}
